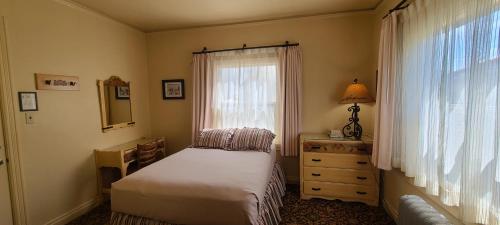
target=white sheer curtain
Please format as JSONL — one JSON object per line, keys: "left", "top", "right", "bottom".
{"left": 387, "top": 0, "right": 500, "bottom": 224}
{"left": 373, "top": 12, "right": 399, "bottom": 170}
{"left": 211, "top": 48, "right": 281, "bottom": 136}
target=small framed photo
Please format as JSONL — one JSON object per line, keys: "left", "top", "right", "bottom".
{"left": 18, "top": 92, "right": 38, "bottom": 111}
{"left": 115, "top": 86, "right": 130, "bottom": 100}
{"left": 162, "top": 79, "right": 185, "bottom": 100}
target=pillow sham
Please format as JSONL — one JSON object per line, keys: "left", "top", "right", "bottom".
{"left": 193, "top": 128, "right": 236, "bottom": 150}
{"left": 229, "top": 127, "right": 276, "bottom": 152}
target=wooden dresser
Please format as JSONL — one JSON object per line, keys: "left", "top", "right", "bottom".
{"left": 300, "top": 133, "right": 379, "bottom": 206}
{"left": 94, "top": 137, "right": 165, "bottom": 194}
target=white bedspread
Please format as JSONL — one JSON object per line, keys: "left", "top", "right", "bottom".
{"left": 111, "top": 148, "right": 276, "bottom": 225}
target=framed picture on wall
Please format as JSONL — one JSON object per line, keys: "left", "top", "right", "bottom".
{"left": 35, "top": 73, "right": 80, "bottom": 91}
{"left": 18, "top": 92, "right": 38, "bottom": 111}
{"left": 162, "top": 79, "right": 185, "bottom": 100}
{"left": 115, "top": 86, "right": 130, "bottom": 99}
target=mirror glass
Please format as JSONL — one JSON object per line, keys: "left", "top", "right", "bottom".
{"left": 98, "top": 76, "right": 133, "bottom": 131}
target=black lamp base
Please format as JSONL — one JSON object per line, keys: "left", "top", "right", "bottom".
{"left": 342, "top": 103, "right": 362, "bottom": 140}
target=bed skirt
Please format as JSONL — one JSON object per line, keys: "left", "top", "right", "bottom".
{"left": 110, "top": 163, "right": 286, "bottom": 225}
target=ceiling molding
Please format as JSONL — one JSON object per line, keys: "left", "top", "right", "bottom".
{"left": 372, "top": 0, "right": 386, "bottom": 11}
{"left": 54, "top": 0, "right": 384, "bottom": 33}
{"left": 52, "top": 0, "right": 144, "bottom": 32}
{"left": 150, "top": 9, "right": 376, "bottom": 33}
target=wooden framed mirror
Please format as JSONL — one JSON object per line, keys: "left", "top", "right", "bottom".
{"left": 97, "top": 76, "right": 135, "bottom": 132}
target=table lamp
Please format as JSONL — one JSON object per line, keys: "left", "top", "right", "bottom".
{"left": 339, "top": 78, "right": 374, "bottom": 139}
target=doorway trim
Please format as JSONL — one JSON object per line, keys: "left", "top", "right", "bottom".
{"left": 0, "top": 16, "right": 27, "bottom": 225}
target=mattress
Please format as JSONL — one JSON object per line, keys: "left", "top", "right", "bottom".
{"left": 111, "top": 147, "right": 276, "bottom": 225}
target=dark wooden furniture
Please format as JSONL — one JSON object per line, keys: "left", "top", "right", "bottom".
{"left": 137, "top": 142, "right": 164, "bottom": 168}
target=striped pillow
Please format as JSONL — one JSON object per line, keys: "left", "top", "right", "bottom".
{"left": 229, "top": 128, "right": 276, "bottom": 152}
{"left": 193, "top": 128, "right": 236, "bottom": 150}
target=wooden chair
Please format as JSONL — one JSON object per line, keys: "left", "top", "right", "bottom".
{"left": 137, "top": 142, "right": 160, "bottom": 168}
{"left": 154, "top": 138, "right": 166, "bottom": 158}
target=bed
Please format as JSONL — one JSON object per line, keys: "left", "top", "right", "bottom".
{"left": 110, "top": 146, "right": 285, "bottom": 225}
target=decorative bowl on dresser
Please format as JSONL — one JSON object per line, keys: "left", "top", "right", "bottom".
{"left": 300, "top": 133, "right": 380, "bottom": 206}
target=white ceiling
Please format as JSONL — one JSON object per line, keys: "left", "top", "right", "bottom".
{"left": 71, "top": 0, "right": 383, "bottom": 32}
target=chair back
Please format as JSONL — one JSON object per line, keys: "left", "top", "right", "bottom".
{"left": 137, "top": 142, "right": 159, "bottom": 168}
{"left": 155, "top": 138, "right": 166, "bottom": 158}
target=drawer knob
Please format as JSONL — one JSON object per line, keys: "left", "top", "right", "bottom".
{"left": 356, "top": 176, "right": 367, "bottom": 180}
{"left": 312, "top": 159, "right": 321, "bottom": 162}
{"left": 356, "top": 191, "right": 367, "bottom": 195}
{"left": 312, "top": 188, "right": 321, "bottom": 191}
{"left": 357, "top": 161, "right": 368, "bottom": 165}
{"left": 312, "top": 173, "right": 321, "bottom": 176}
{"left": 311, "top": 146, "right": 321, "bottom": 149}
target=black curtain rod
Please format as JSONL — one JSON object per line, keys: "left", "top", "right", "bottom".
{"left": 382, "top": 0, "right": 409, "bottom": 19}
{"left": 192, "top": 42, "right": 299, "bottom": 54}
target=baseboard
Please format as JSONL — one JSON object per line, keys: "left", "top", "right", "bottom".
{"left": 382, "top": 198, "right": 398, "bottom": 221}
{"left": 44, "top": 197, "right": 100, "bottom": 225}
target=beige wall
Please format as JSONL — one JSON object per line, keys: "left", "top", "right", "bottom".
{"left": 0, "top": 0, "right": 150, "bottom": 224}
{"left": 146, "top": 12, "right": 378, "bottom": 180}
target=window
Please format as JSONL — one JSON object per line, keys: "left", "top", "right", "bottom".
{"left": 392, "top": 1, "right": 500, "bottom": 224}
{"left": 210, "top": 48, "right": 281, "bottom": 135}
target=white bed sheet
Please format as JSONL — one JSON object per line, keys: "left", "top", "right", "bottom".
{"left": 111, "top": 147, "right": 276, "bottom": 225}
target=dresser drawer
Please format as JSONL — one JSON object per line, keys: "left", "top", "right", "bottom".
{"left": 303, "top": 152, "right": 371, "bottom": 169}
{"left": 303, "top": 181, "right": 377, "bottom": 201}
{"left": 303, "top": 141, "right": 368, "bottom": 154}
{"left": 303, "top": 167, "right": 376, "bottom": 185}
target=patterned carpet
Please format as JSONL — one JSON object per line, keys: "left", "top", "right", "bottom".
{"left": 68, "top": 185, "right": 395, "bottom": 225}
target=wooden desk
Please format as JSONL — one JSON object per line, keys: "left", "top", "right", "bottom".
{"left": 94, "top": 137, "right": 165, "bottom": 194}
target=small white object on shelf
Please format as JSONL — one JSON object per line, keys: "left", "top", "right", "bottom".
{"left": 329, "top": 129, "right": 343, "bottom": 139}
